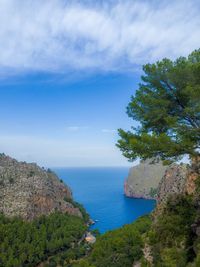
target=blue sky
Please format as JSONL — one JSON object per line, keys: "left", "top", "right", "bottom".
{"left": 0, "top": 0, "right": 199, "bottom": 166}
{"left": 0, "top": 72, "right": 139, "bottom": 166}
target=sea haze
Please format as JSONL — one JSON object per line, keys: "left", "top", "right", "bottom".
{"left": 53, "top": 167, "right": 156, "bottom": 233}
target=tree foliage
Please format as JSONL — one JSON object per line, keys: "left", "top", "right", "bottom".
{"left": 73, "top": 216, "right": 152, "bottom": 267}
{"left": 117, "top": 49, "right": 200, "bottom": 163}
{"left": 147, "top": 194, "right": 198, "bottom": 266}
{"left": 0, "top": 212, "right": 87, "bottom": 267}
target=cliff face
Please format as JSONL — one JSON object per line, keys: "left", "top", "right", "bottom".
{"left": 154, "top": 162, "right": 200, "bottom": 219}
{"left": 157, "top": 163, "right": 188, "bottom": 204}
{"left": 0, "top": 154, "right": 82, "bottom": 220}
{"left": 185, "top": 157, "right": 200, "bottom": 195}
{"left": 124, "top": 160, "right": 168, "bottom": 199}
{"left": 157, "top": 160, "right": 200, "bottom": 206}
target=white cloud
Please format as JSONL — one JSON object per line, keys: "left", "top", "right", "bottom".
{"left": 0, "top": 0, "right": 199, "bottom": 76}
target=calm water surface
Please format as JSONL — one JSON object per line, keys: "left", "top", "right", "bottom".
{"left": 54, "top": 167, "right": 156, "bottom": 233}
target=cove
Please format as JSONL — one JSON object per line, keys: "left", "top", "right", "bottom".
{"left": 54, "top": 167, "right": 156, "bottom": 233}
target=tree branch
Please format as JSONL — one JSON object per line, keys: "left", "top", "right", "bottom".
{"left": 164, "top": 80, "right": 200, "bottom": 128}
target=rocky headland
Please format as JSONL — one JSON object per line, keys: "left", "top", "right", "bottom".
{"left": 124, "top": 159, "right": 168, "bottom": 199}
{"left": 124, "top": 159, "right": 197, "bottom": 203}
{"left": 0, "top": 153, "right": 82, "bottom": 220}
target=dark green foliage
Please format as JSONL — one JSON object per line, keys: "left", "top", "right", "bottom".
{"left": 73, "top": 216, "right": 152, "bottom": 267}
{"left": 64, "top": 197, "right": 89, "bottom": 223}
{"left": 8, "top": 177, "right": 14, "bottom": 184}
{"left": 117, "top": 49, "right": 200, "bottom": 163}
{"left": 90, "top": 229, "right": 100, "bottom": 238}
{"left": 0, "top": 212, "right": 87, "bottom": 267}
{"left": 73, "top": 202, "right": 89, "bottom": 223}
{"left": 115, "top": 49, "right": 200, "bottom": 266}
{"left": 149, "top": 187, "right": 158, "bottom": 198}
{"left": 71, "top": 191, "right": 200, "bottom": 267}
{"left": 152, "top": 195, "right": 195, "bottom": 245}
{"left": 44, "top": 243, "right": 90, "bottom": 267}
{"left": 29, "top": 170, "right": 35, "bottom": 177}
{"left": 148, "top": 194, "right": 197, "bottom": 266}
{"left": 194, "top": 175, "right": 200, "bottom": 195}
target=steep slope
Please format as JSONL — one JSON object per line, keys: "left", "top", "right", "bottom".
{"left": 124, "top": 160, "right": 168, "bottom": 199}
{"left": 157, "top": 163, "right": 188, "bottom": 204}
{"left": 156, "top": 161, "right": 199, "bottom": 206}
{"left": 0, "top": 153, "right": 82, "bottom": 220}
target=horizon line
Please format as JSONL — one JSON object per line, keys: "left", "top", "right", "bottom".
{"left": 50, "top": 165, "right": 132, "bottom": 169}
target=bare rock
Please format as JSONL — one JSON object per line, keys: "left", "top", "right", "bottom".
{"left": 157, "top": 163, "right": 189, "bottom": 205}
{"left": 0, "top": 153, "right": 82, "bottom": 220}
{"left": 124, "top": 159, "right": 168, "bottom": 199}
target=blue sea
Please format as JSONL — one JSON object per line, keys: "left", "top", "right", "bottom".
{"left": 54, "top": 167, "right": 156, "bottom": 233}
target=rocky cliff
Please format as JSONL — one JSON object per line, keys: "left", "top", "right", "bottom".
{"left": 124, "top": 160, "right": 168, "bottom": 199}
{"left": 0, "top": 153, "right": 82, "bottom": 220}
{"left": 157, "top": 160, "right": 199, "bottom": 205}
{"left": 157, "top": 163, "right": 188, "bottom": 204}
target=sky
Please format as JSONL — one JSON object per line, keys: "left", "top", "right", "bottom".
{"left": 0, "top": 0, "right": 199, "bottom": 167}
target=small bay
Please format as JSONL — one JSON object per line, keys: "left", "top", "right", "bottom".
{"left": 54, "top": 167, "right": 156, "bottom": 233}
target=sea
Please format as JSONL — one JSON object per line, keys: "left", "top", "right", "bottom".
{"left": 53, "top": 167, "right": 156, "bottom": 233}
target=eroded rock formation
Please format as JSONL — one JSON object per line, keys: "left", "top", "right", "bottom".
{"left": 0, "top": 153, "right": 82, "bottom": 220}
{"left": 157, "top": 160, "right": 200, "bottom": 205}
{"left": 157, "top": 163, "right": 188, "bottom": 204}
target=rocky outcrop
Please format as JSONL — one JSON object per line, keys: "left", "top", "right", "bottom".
{"left": 0, "top": 153, "right": 82, "bottom": 220}
{"left": 156, "top": 160, "right": 200, "bottom": 206}
{"left": 154, "top": 161, "right": 199, "bottom": 220}
{"left": 124, "top": 160, "right": 168, "bottom": 199}
{"left": 157, "top": 163, "right": 188, "bottom": 204}
{"left": 185, "top": 157, "right": 200, "bottom": 195}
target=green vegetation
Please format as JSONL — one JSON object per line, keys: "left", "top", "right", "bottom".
{"left": 8, "top": 176, "right": 14, "bottom": 183}
{"left": 0, "top": 178, "right": 167, "bottom": 267}
{"left": 72, "top": 216, "right": 152, "bottom": 267}
{"left": 0, "top": 212, "right": 87, "bottom": 267}
{"left": 70, "top": 192, "right": 200, "bottom": 267}
{"left": 29, "top": 170, "right": 35, "bottom": 177}
{"left": 146, "top": 193, "right": 200, "bottom": 266}
{"left": 149, "top": 187, "right": 158, "bottom": 198}
{"left": 114, "top": 48, "right": 200, "bottom": 265}
{"left": 41, "top": 243, "right": 91, "bottom": 267}
{"left": 73, "top": 201, "right": 90, "bottom": 223}
{"left": 117, "top": 48, "right": 200, "bottom": 163}
{"left": 64, "top": 197, "right": 90, "bottom": 223}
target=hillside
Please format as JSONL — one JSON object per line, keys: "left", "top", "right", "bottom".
{"left": 1, "top": 156, "right": 200, "bottom": 267}
{"left": 0, "top": 154, "right": 91, "bottom": 267}
{"left": 0, "top": 153, "right": 82, "bottom": 220}
{"left": 73, "top": 161, "right": 200, "bottom": 267}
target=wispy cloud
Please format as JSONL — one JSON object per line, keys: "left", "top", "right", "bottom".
{"left": 0, "top": 134, "right": 131, "bottom": 167}
{"left": 66, "top": 126, "right": 89, "bottom": 132}
{"left": 66, "top": 127, "right": 117, "bottom": 133}
{"left": 101, "top": 129, "right": 117, "bottom": 133}
{"left": 0, "top": 0, "right": 199, "bottom": 76}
